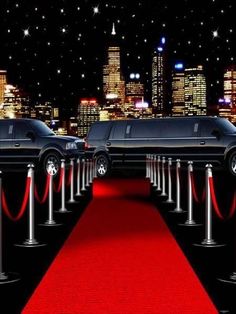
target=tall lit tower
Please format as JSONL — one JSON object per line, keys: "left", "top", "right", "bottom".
{"left": 184, "top": 65, "right": 207, "bottom": 115}
{"left": 224, "top": 65, "right": 236, "bottom": 108}
{"left": 152, "top": 37, "right": 167, "bottom": 116}
{"left": 0, "top": 70, "right": 7, "bottom": 104}
{"left": 103, "top": 24, "right": 125, "bottom": 106}
{"left": 172, "top": 63, "right": 185, "bottom": 116}
{"left": 78, "top": 98, "right": 100, "bottom": 137}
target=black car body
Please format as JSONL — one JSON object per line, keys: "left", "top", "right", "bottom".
{"left": 85, "top": 116, "right": 236, "bottom": 176}
{"left": 0, "top": 118, "right": 84, "bottom": 175}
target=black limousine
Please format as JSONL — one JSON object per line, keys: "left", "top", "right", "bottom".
{"left": 0, "top": 118, "right": 84, "bottom": 176}
{"left": 85, "top": 116, "right": 236, "bottom": 177}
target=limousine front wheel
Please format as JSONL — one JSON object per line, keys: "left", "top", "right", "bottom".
{"left": 228, "top": 152, "right": 236, "bottom": 176}
{"left": 96, "top": 154, "right": 110, "bottom": 177}
{"left": 42, "top": 151, "right": 61, "bottom": 177}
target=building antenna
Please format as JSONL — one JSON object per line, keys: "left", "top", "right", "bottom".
{"left": 111, "top": 23, "right": 116, "bottom": 36}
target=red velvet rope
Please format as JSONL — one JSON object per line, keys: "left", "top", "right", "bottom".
{"left": 34, "top": 174, "right": 50, "bottom": 204}
{"left": 209, "top": 176, "right": 225, "bottom": 220}
{"left": 190, "top": 173, "right": 200, "bottom": 203}
{"left": 53, "top": 168, "right": 64, "bottom": 193}
{"left": 190, "top": 172, "right": 206, "bottom": 203}
{"left": 1, "top": 177, "right": 31, "bottom": 222}
{"left": 66, "top": 165, "right": 73, "bottom": 187}
{"left": 229, "top": 192, "right": 236, "bottom": 219}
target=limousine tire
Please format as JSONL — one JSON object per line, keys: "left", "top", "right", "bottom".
{"left": 42, "top": 151, "right": 61, "bottom": 177}
{"left": 228, "top": 151, "right": 236, "bottom": 176}
{"left": 96, "top": 154, "right": 110, "bottom": 177}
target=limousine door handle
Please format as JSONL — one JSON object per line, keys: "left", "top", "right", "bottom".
{"left": 200, "top": 141, "right": 205, "bottom": 145}
{"left": 14, "top": 143, "right": 20, "bottom": 147}
{"left": 106, "top": 141, "right": 111, "bottom": 147}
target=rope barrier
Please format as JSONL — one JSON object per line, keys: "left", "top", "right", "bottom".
{"left": 34, "top": 174, "right": 50, "bottom": 204}
{"left": 190, "top": 172, "right": 206, "bottom": 203}
{"left": 1, "top": 177, "right": 31, "bottom": 222}
{"left": 229, "top": 192, "right": 236, "bottom": 219}
{"left": 66, "top": 165, "right": 73, "bottom": 187}
{"left": 209, "top": 176, "right": 224, "bottom": 220}
{"left": 209, "top": 176, "right": 236, "bottom": 221}
{"left": 53, "top": 168, "right": 64, "bottom": 193}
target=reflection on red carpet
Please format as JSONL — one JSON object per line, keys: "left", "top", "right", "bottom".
{"left": 23, "top": 178, "right": 217, "bottom": 314}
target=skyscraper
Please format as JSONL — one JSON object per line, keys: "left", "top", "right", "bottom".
{"left": 103, "top": 24, "right": 125, "bottom": 106}
{"left": 172, "top": 63, "right": 185, "bottom": 116}
{"left": 78, "top": 98, "right": 100, "bottom": 137}
{"left": 0, "top": 70, "right": 7, "bottom": 105}
{"left": 152, "top": 38, "right": 167, "bottom": 116}
{"left": 224, "top": 65, "right": 236, "bottom": 108}
{"left": 126, "top": 73, "right": 144, "bottom": 106}
{"left": 184, "top": 65, "right": 207, "bottom": 116}
{"left": 172, "top": 64, "right": 207, "bottom": 116}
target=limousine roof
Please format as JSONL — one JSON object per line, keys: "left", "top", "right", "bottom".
{"left": 93, "top": 116, "right": 221, "bottom": 124}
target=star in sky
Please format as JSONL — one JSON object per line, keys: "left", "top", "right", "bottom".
{"left": 1, "top": 0, "right": 235, "bottom": 110}
{"left": 23, "top": 29, "right": 30, "bottom": 37}
{"left": 93, "top": 6, "right": 99, "bottom": 15}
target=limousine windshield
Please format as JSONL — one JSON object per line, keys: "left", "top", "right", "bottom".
{"left": 215, "top": 118, "right": 236, "bottom": 134}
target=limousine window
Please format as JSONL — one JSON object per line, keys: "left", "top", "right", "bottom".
{"left": 200, "top": 120, "right": 216, "bottom": 137}
{"left": 160, "top": 120, "right": 196, "bottom": 138}
{"left": 88, "top": 122, "right": 112, "bottom": 140}
{"left": 14, "top": 121, "right": 31, "bottom": 139}
{"left": 0, "top": 121, "right": 13, "bottom": 139}
{"left": 130, "top": 121, "right": 161, "bottom": 138}
{"left": 110, "top": 121, "right": 127, "bottom": 139}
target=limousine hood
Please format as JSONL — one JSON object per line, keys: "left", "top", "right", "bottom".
{"left": 54, "top": 135, "right": 83, "bottom": 142}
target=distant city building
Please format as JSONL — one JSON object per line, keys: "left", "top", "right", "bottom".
{"left": 103, "top": 24, "right": 125, "bottom": 106}
{"left": 0, "top": 84, "right": 30, "bottom": 119}
{"left": 224, "top": 65, "right": 236, "bottom": 108}
{"left": 152, "top": 40, "right": 167, "bottom": 116}
{"left": 30, "top": 102, "right": 59, "bottom": 125}
{"left": 218, "top": 98, "right": 232, "bottom": 121}
{"left": 172, "top": 63, "right": 185, "bottom": 116}
{"left": 184, "top": 65, "right": 207, "bottom": 116}
{"left": 0, "top": 70, "right": 7, "bottom": 105}
{"left": 126, "top": 73, "right": 144, "bottom": 108}
{"left": 78, "top": 98, "right": 100, "bottom": 137}
{"left": 172, "top": 65, "right": 207, "bottom": 116}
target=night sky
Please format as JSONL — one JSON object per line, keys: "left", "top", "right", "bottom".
{"left": 1, "top": 0, "right": 235, "bottom": 112}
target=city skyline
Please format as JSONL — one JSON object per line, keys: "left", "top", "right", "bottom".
{"left": 1, "top": 0, "right": 235, "bottom": 111}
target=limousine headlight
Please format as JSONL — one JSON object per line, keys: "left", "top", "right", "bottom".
{"left": 66, "top": 142, "right": 77, "bottom": 150}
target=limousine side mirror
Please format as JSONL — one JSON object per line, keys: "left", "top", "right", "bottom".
{"left": 211, "top": 129, "right": 221, "bottom": 139}
{"left": 26, "top": 131, "right": 36, "bottom": 141}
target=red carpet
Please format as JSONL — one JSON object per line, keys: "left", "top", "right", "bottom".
{"left": 23, "top": 178, "right": 217, "bottom": 314}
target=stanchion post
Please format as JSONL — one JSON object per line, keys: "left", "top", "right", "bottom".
{"left": 165, "top": 158, "right": 174, "bottom": 203}
{"left": 150, "top": 155, "right": 154, "bottom": 184}
{"left": 153, "top": 155, "right": 157, "bottom": 188}
{"left": 146, "top": 154, "right": 149, "bottom": 178}
{"left": 194, "top": 164, "right": 224, "bottom": 247}
{"left": 0, "top": 171, "right": 7, "bottom": 281}
{"left": 89, "top": 159, "right": 93, "bottom": 184}
{"left": 94, "top": 156, "right": 97, "bottom": 179}
{"left": 55, "top": 159, "right": 71, "bottom": 213}
{"left": 0, "top": 171, "right": 20, "bottom": 283}
{"left": 81, "top": 158, "right": 86, "bottom": 192}
{"left": 203, "top": 164, "right": 215, "bottom": 245}
{"left": 161, "top": 157, "right": 167, "bottom": 197}
{"left": 170, "top": 159, "right": 185, "bottom": 213}
{"left": 40, "top": 162, "right": 62, "bottom": 226}
{"left": 156, "top": 156, "right": 161, "bottom": 192}
{"left": 16, "top": 164, "right": 46, "bottom": 247}
{"left": 86, "top": 159, "right": 90, "bottom": 187}
{"left": 68, "top": 158, "right": 77, "bottom": 204}
{"left": 180, "top": 162, "right": 201, "bottom": 226}
{"left": 76, "top": 158, "right": 82, "bottom": 197}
